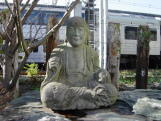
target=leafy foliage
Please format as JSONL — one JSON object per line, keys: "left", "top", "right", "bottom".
{"left": 119, "top": 70, "right": 135, "bottom": 85}
{"left": 148, "top": 70, "right": 161, "bottom": 83}
{"left": 119, "top": 70, "right": 161, "bottom": 85}
{"left": 24, "top": 63, "right": 39, "bottom": 77}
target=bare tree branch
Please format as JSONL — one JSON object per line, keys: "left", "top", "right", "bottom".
{"left": 5, "top": 1, "right": 17, "bottom": 39}
{"left": 5, "top": 31, "right": 12, "bottom": 41}
{"left": 20, "top": 0, "right": 31, "bottom": 13}
{"left": 32, "top": 24, "right": 42, "bottom": 42}
{"left": 4, "top": 0, "right": 14, "bottom": 15}
{"left": 29, "top": 0, "right": 80, "bottom": 50}
{"left": 0, "top": 31, "right": 6, "bottom": 40}
{"left": 1, "top": 22, "right": 12, "bottom": 42}
{"left": 1, "top": 25, "right": 12, "bottom": 42}
{"left": 5, "top": 18, "right": 15, "bottom": 40}
{"left": 0, "top": 55, "right": 4, "bottom": 67}
{"left": 5, "top": 0, "right": 30, "bottom": 38}
{"left": 5, "top": 0, "right": 39, "bottom": 56}
{"left": 20, "top": 0, "right": 24, "bottom": 5}
{"left": 15, "top": 0, "right": 28, "bottom": 55}
{"left": 21, "top": 0, "right": 39, "bottom": 24}
{"left": 8, "top": 0, "right": 80, "bottom": 90}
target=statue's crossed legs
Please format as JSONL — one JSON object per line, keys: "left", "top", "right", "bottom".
{"left": 41, "top": 81, "right": 118, "bottom": 110}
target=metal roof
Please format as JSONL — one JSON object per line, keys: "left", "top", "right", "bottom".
{"left": 0, "top": 2, "right": 161, "bottom": 18}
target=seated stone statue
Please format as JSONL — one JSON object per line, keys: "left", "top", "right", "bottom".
{"left": 41, "top": 17, "right": 118, "bottom": 110}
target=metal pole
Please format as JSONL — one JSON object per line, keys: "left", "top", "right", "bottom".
{"left": 99, "top": 0, "right": 103, "bottom": 68}
{"left": 103, "top": 0, "right": 108, "bottom": 69}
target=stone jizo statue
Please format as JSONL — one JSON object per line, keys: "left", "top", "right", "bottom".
{"left": 41, "top": 17, "right": 118, "bottom": 110}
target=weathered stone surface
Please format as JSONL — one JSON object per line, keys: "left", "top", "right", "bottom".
{"left": 119, "top": 89, "right": 161, "bottom": 107}
{"left": 41, "top": 17, "right": 118, "bottom": 110}
{"left": 118, "top": 83, "right": 135, "bottom": 91}
{"left": 118, "top": 89, "right": 161, "bottom": 121}
{"left": 0, "top": 90, "right": 151, "bottom": 121}
{"left": 158, "top": 82, "right": 161, "bottom": 89}
{"left": 78, "top": 112, "right": 146, "bottom": 121}
{"left": 0, "top": 90, "right": 70, "bottom": 121}
{"left": 133, "top": 97, "right": 161, "bottom": 121}
{"left": 148, "top": 82, "right": 161, "bottom": 90}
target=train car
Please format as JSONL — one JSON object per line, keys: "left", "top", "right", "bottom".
{"left": 113, "top": 13, "right": 160, "bottom": 68}
{"left": 94, "top": 10, "right": 161, "bottom": 68}
{"left": 109, "top": 13, "right": 161, "bottom": 68}
{"left": 109, "top": 13, "right": 160, "bottom": 55}
{"left": 1, "top": 2, "right": 161, "bottom": 68}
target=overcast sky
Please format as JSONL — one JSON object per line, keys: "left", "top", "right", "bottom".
{"left": 1, "top": 0, "right": 161, "bottom": 15}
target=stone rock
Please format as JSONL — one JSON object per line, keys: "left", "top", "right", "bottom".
{"left": 148, "top": 82, "right": 161, "bottom": 90}
{"left": 119, "top": 89, "right": 161, "bottom": 107}
{"left": 78, "top": 112, "right": 146, "bottom": 121}
{"left": 0, "top": 90, "right": 151, "bottom": 121}
{"left": 0, "top": 90, "right": 70, "bottom": 121}
{"left": 158, "top": 82, "right": 161, "bottom": 90}
{"left": 118, "top": 83, "right": 135, "bottom": 91}
{"left": 110, "top": 100, "right": 133, "bottom": 115}
{"left": 119, "top": 89, "right": 161, "bottom": 121}
{"left": 133, "top": 97, "right": 161, "bottom": 121}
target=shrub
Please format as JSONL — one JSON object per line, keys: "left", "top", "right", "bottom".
{"left": 24, "top": 63, "right": 39, "bottom": 77}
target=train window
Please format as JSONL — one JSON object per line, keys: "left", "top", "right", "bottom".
{"left": 125, "top": 26, "right": 137, "bottom": 40}
{"left": 150, "top": 29, "right": 157, "bottom": 41}
{"left": 33, "top": 47, "right": 38, "bottom": 53}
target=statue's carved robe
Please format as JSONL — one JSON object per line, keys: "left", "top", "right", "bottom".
{"left": 41, "top": 43, "right": 118, "bottom": 110}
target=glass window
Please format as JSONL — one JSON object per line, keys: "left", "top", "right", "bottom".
{"left": 25, "top": 11, "right": 40, "bottom": 25}
{"left": 125, "top": 26, "right": 137, "bottom": 40}
{"left": 24, "top": 10, "right": 65, "bottom": 25}
{"left": 33, "top": 47, "right": 38, "bottom": 52}
{"left": 150, "top": 29, "right": 157, "bottom": 41}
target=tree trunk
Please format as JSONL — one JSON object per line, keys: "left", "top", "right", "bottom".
{"left": 46, "top": 17, "right": 58, "bottom": 62}
{"left": 0, "top": 51, "right": 19, "bottom": 110}
{"left": 136, "top": 26, "right": 150, "bottom": 89}
{"left": 107, "top": 23, "right": 121, "bottom": 88}
{"left": 3, "top": 56, "right": 15, "bottom": 83}
{"left": 2, "top": 42, "right": 19, "bottom": 93}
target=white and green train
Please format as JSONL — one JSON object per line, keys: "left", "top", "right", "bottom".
{"left": 0, "top": 2, "right": 161, "bottom": 68}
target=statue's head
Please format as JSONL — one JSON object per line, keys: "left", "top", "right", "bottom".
{"left": 66, "top": 17, "right": 89, "bottom": 47}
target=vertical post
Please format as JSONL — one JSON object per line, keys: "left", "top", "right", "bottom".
{"left": 99, "top": 0, "right": 108, "bottom": 69}
{"left": 108, "top": 23, "right": 121, "bottom": 88}
{"left": 136, "top": 26, "right": 151, "bottom": 89}
{"left": 46, "top": 17, "right": 57, "bottom": 62}
{"left": 99, "top": 0, "right": 103, "bottom": 68}
{"left": 103, "top": 0, "right": 108, "bottom": 69}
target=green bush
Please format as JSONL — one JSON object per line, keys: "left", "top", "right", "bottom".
{"left": 119, "top": 70, "right": 161, "bottom": 85}
{"left": 24, "top": 63, "right": 39, "bottom": 77}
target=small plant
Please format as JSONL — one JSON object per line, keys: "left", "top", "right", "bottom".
{"left": 119, "top": 70, "right": 161, "bottom": 86}
{"left": 24, "top": 63, "right": 39, "bottom": 77}
{"left": 31, "top": 87, "right": 40, "bottom": 91}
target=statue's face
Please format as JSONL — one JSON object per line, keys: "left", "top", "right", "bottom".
{"left": 67, "top": 26, "right": 85, "bottom": 47}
